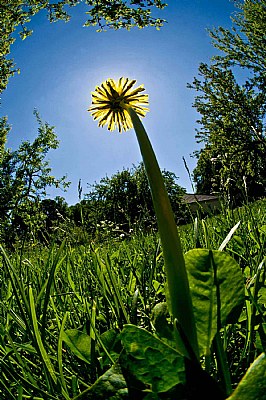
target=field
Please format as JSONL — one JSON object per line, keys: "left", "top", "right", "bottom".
{"left": 0, "top": 198, "right": 265, "bottom": 399}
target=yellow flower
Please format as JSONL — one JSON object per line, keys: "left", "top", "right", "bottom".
{"left": 88, "top": 77, "right": 149, "bottom": 132}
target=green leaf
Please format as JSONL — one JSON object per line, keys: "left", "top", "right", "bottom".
{"left": 258, "top": 287, "right": 266, "bottom": 305}
{"left": 73, "top": 362, "right": 128, "bottom": 400}
{"left": 120, "top": 324, "right": 185, "bottom": 393}
{"left": 62, "top": 329, "right": 91, "bottom": 364}
{"left": 227, "top": 353, "right": 266, "bottom": 400}
{"left": 99, "top": 329, "right": 122, "bottom": 365}
{"left": 100, "top": 329, "right": 120, "bottom": 352}
{"left": 185, "top": 249, "right": 245, "bottom": 356}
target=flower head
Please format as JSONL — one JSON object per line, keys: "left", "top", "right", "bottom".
{"left": 88, "top": 77, "right": 149, "bottom": 132}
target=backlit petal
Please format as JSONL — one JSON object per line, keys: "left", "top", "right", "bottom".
{"left": 88, "top": 77, "right": 149, "bottom": 132}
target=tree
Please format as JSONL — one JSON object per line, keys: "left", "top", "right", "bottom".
{"left": 0, "top": 0, "right": 167, "bottom": 94}
{"left": 190, "top": 0, "right": 266, "bottom": 203}
{"left": 75, "top": 163, "right": 187, "bottom": 235}
{"left": 209, "top": 0, "right": 266, "bottom": 90}
{"left": 0, "top": 111, "right": 69, "bottom": 245}
{"left": 39, "top": 196, "right": 70, "bottom": 242}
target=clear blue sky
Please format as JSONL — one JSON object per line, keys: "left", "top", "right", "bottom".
{"left": 1, "top": 1, "right": 237, "bottom": 205}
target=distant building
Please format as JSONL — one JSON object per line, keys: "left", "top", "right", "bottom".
{"left": 182, "top": 194, "right": 221, "bottom": 213}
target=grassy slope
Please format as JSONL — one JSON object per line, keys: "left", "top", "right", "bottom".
{"left": 0, "top": 199, "right": 265, "bottom": 398}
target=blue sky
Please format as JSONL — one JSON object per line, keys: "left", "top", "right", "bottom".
{"left": 1, "top": 1, "right": 237, "bottom": 205}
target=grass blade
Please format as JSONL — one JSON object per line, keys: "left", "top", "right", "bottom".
{"left": 41, "top": 240, "right": 66, "bottom": 342}
{"left": 29, "top": 286, "right": 57, "bottom": 385}
{"left": 219, "top": 221, "right": 241, "bottom": 251}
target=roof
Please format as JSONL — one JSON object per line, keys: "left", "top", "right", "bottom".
{"left": 182, "top": 194, "right": 219, "bottom": 204}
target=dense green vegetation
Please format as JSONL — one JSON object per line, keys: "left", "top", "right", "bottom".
{"left": 0, "top": 199, "right": 265, "bottom": 398}
{"left": 0, "top": 148, "right": 188, "bottom": 247}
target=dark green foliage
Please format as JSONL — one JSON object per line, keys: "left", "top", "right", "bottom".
{"left": 0, "top": 136, "right": 188, "bottom": 246}
{"left": 190, "top": 0, "right": 266, "bottom": 203}
{"left": 76, "top": 163, "right": 188, "bottom": 236}
{"left": 83, "top": 0, "right": 167, "bottom": 31}
{"left": 39, "top": 196, "right": 70, "bottom": 240}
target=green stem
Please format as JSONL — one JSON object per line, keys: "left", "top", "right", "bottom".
{"left": 127, "top": 106, "right": 199, "bottom": 361}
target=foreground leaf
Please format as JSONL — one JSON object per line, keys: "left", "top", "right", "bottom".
{"left": 62, "top": 329, "right": 91, "bottom": 364}
{"left": 227, "top": 352, "right": 266, "bottom": 400}
{"left": 73, "top": 363, "right": 128, "bottom": 400}
{"left": 120, "top": 324, "right": 185, "bottom": 394}
{"left": 185, "top": 249, "right": 245, "bottom": 356}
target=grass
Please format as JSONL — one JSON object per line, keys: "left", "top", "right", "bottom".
{"left": 0, "top": 198, "right": 265, "bottom": 399}
{"left": 182, "top": 200, "right": 266, "bottom": 374}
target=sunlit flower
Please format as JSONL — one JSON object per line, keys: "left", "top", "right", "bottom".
{"left": 88, "top": 77, "right": 149, "bottom": 132}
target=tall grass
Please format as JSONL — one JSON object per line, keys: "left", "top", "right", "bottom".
{"left": 179, "top": 199, "right": 266, "bottom": 384}
{"left": 0, "top": 198, "right": 265, "bottom": 398}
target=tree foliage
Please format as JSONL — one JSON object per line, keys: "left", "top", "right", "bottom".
{"left": 70, "top": 163, "right": 187, "bottom": 238}
{"left": 190, "top": 0, "right": 266, "bottom": 203}
{"left": 0, "top": 111, "right": 69, "bottom": 245}
{"left": 0, "top": 0, "right": 167, "bottom": 94}
{"left": 38, "top": 196, "right": 70, "bottom": 242}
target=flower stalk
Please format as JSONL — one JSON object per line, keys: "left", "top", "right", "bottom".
{"left": 126, "top": 106, "right": 199, "bottom": 360}
{"left": 88, "top": 77, "right": 199, "bottom": 360}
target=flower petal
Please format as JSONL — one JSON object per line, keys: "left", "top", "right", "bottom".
{"left": 88, "top": 77, "right": 149, "bottom": 132}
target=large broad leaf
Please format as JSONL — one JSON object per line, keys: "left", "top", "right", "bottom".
{"left": 120, "top": 324, "right": 185, "bottom": 394}
{"left": 227, "top": 352, "right": 266, "bottom": 400}
{"left": 78, "top": 363, "right": 128, "bottom": 400}
{"left": 185, "top": 249, "right": 245, "bottom": 356}
{"left": 62, "top": 329, "right": 91, "bottom": 364}
{"left": 99, "top": 328, "right": 122, "bottom": 365}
